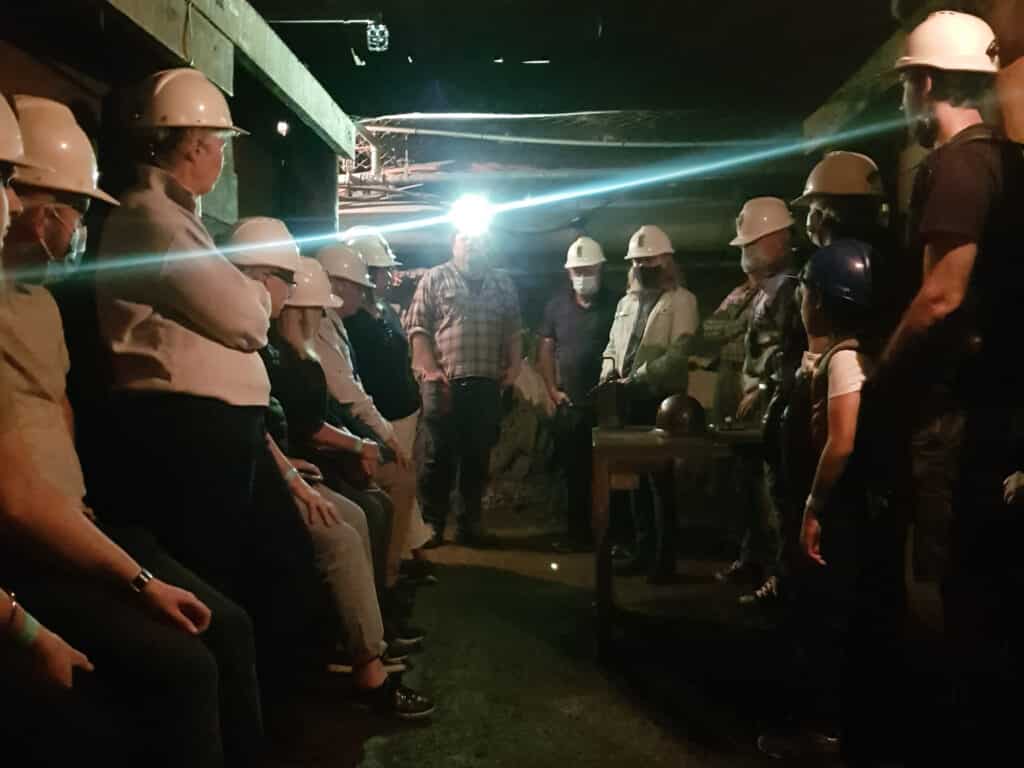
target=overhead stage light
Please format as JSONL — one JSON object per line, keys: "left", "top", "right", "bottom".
{"left": 450, "top": 194, "right": 494, "bottom": 236}
{"left": 367, "top": 23, "right": 389, "bottom": 52}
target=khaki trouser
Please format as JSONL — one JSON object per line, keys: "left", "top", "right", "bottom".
{"left": 375, "top": 440, "right": 419, "bottom": 587}
{"left": 391, "top": 410, "right": 433, "bottom": 556}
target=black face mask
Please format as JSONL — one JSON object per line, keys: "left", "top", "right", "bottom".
{"left": 636, "top": 265, "right": 662, "bottom": 290}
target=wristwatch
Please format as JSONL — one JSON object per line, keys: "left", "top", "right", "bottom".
{"left": 130, "top": 568, "right": 154, "bottom": 593}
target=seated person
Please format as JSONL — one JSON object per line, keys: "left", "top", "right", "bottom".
{"left": 227, "top": 219, "right": 432, "bottom": 718}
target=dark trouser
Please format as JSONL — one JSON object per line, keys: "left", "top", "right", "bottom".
{"left": 2, "top": 527, "right": 261, "bottom": 767}
{"left": 417, "top": 377, "right": 501, "bottom": 537}
{"left": 941, "top": 412, "right": 1024, "bottom": 761}
{"left": 791, "top": 491, "right": 907, "bottom": 763}
{"left": 553, "top": 403, "right": 595, "bottom": 543}
{"left": 736, "top": 448, "right": 779, "bottom": 571}
{"left": 92, "top": 394, "right": 330, "bottom": 703}
{"left": 625, "top": 397, "right": 678, "bottom": 576}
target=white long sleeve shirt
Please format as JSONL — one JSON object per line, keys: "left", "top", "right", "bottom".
{"left": 316, "top": 310, "right": 395, "bottom": 442}
{"left": 96, "top": 165, "right": 271, "bottom": 406}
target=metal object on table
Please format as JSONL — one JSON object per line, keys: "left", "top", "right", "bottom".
{"left": 655, "top": 394, "right": 707, "bottom": 436}
{"left": 593, "top": 356, "right": 627, "bottom": 429}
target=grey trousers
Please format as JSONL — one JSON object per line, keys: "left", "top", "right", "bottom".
{"left": 297, "top": 485, "right": 386, "bottom": 662}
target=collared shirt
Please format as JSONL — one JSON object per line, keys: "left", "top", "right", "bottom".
{"left": 315, "top": 311, "right": 395, "bottom": 442}
{"left": 0, "top": 284, "right": 86, "bottom": 501}
{"left": 96, "top": 164, "right": 272, "bottom": 407}
{"left": 405, "top": 262, "right": 521, "bottom": 382}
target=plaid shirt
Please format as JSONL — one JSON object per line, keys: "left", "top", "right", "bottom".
{"left": 405, "top": 262, "right": 521, "bottom": 381}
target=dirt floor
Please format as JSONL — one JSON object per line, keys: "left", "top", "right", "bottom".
{"left": 283, "top": 475, "right": 944, "bottom": 767}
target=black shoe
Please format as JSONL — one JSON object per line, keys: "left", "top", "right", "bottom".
{"left": 614, "top": 557, "right": 651, "bottom": 577}
{"left": 355, "top": 675, "right": 435, "bottom": 720}
{"left": 400, "top": 559, "right": 440, "bottom": 586}
{"left": 739, "top": 575, "right": 779, "bottom": 606}
{"left": 714, "top": 560, "right": 763, "bottom": 586}
{"left": 422, "top": 531, "right": 445, "bottom": 549}
{"left": 552, "top": 538, "right": 593, "bottom": 554}
{"left": 646, "top": 570, "right": 682, "bottom": 586}
{"left": 610, "top": 545, "right": 634, "bottom": 561}
{"left": 757, "top": 727, "right": 840, "bottom": 759}
{"left": 454, "top": 530, "right": 499, "bottom": 548}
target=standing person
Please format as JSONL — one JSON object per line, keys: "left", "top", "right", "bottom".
{"left": 714, "top": 197, "right": 804, "bottom": 606}
{"left": 698, "top": 276, "right": 757, "bottom": 425}
{"left": 600, "top": 225, "right": 698, "bottom": 582}
{"left": 0, "top": 95, "right": 261, "bottom": 767}
{"left": 405, "top": 229, "right": 523, "bottom": 547}
{"left": 91, "top": 68, "right": 329, "bottom": 740}
{"left": 873, "top": 11, "right": 1024, "bottom": 759}
{"left": 538, "top": 236, "right": 616, "bottom": 552}
{"left": 796, "top": 240, "right": 903, "bottom": 764}
{"left": 345, "top": 232, "right": 435, "bottom": 570}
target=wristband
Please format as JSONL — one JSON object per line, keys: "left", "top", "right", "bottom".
{"left": 16, "top": 611, "right": 40, "bottom": 648}
{"left": 283, "top": 467, "right": 300, "bottom": 484}
{"left": 130, "top": 568, "right": 154, "bottom": 593}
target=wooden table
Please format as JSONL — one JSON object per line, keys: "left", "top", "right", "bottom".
{"left": 591, "top": 426, "right": 762, "bottom": 657}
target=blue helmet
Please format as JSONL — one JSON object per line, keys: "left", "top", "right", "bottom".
{"left": 803, "top": 238, "right": 874, "bottom": 312}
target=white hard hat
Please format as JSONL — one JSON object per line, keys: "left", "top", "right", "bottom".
{"left": 226, "top": 217, "right": 302, "bottom": 272}
{"left": 730, "top": 197, "right": 794, "bottom": 246}
{"left": 626, "top": 225, "right": 673, "bottom": 260}
{"left": 317, "top": 242, "right": 374, "bottom": 288}
{"left": 895, "top": 11, "right": 999, "bottom": 74}
{"left": 286, "top": 257, "right": 343, "bottom": 309}
{"left": 0, "top": 95, "right": 48, "bottom": 170}
{"left": 791, "top": 151, "right": 883, "bottom": 207}
{"left": 348, "top": 231, "right": 401, "bottom": 268}
{"left": 11, "top": 96, "right": 118, "bottom": 205}
{"left": 133, "top": 68, "right": 248, "bottom": 134}
{"left": 564, "top": 236, "right": 606, "bottom": 268}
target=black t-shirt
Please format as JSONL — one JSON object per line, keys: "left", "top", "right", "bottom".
{"left": 259, "top": 334, "right": 329, "bottom": 451}
{"left": 539, "top": 289, "right": 617, "bottom": 404}
{"left": 908, "top": 123, "right": 1024, "bottom": 408}
{"left": 343, "top": 305, "right": 420, "bottom": 421}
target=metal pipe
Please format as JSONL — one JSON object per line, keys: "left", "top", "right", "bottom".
{"left": 360, "top": 124, "right": 777, "bottom": 149}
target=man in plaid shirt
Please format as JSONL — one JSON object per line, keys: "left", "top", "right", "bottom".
{"left": 405, "top": 231, "right": 522, "bottom": 546}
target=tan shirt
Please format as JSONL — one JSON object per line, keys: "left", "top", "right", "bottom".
{"left": 96, "top": 165, "right": 272, "bottom": 406}
{"left": 315, "top": 312, "right": 395, "bottom": 442}
{"left": 0, "top": 284, "right": 86, "bottom": 501}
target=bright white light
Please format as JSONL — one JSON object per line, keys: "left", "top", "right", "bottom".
{"left": 523, "top": 59, "right": 550, "bottom": 65}
{"left": 276, "top": 121, "right": 290, "bottom": 137}
{"left": 550, "top": 562, "right": 559, "bottom": 572}
{"left": 407, "top": 55, "right": 414, "bottom": 63}
{"left": 493, "top": 58, "right": 504, "bottom": 64}
{"left": 367, "top": 23, "right": 389, "bottom": 52}
{"left": 351, "top": 48, "right": 366, "bottom": 67}
{"left": 450, "top": 194, "right": 494, "bottom": 236}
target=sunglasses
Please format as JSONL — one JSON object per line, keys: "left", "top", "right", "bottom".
{"left": 268, "top": 269, "right": 297, "bottom": 287}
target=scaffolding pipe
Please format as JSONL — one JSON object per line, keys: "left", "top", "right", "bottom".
{"left": 360, "top": 124, "right": 777, "bottom": 149}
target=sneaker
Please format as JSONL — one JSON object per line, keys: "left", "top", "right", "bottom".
{"left": 386, "top": 622, "right": 427, "bottom": 645}
{"left": 327, "top": 650, "right": 407, "bottom": 675}
{"left": 739, "top": 575, "right": 779, "bottom": 606}
{"left": 714, "top": 560, "right": 763, "bottom": 586}
{"left": 355, "top": 675, "right": 435, "bottom": 720}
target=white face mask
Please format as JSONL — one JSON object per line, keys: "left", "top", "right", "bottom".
{"left": 571, "top": 274, "right": 599, "bottom": 297}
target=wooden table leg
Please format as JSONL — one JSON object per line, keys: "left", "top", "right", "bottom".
{"left": 592, "top": 453, "right": 613, "bottom": 660}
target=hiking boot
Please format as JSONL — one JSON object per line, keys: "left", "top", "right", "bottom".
{"left": 739, "top": 575, "right": 779, "bottom": 606}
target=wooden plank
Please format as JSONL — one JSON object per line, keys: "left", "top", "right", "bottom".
{"left": 103, "top": 0, "right": 233, "bottom": 92}
{"left": 803, "top": 0, "right": 947, "bottom": 139}
{"left": 196, "top": 0, "right": 357, "bottom": 158}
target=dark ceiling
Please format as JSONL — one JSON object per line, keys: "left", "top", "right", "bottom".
{"left": 252, "top": 0, "right": 903, "bottom": 131}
